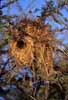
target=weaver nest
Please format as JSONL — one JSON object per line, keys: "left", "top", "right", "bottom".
{"left": 9, "top": 36, "right": 34, "bottom": 67}
{"left": 8, "top": 18, "right": 52, "bottom": 72}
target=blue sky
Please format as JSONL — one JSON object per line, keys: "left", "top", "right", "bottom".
{"left": 2, "top": 0, "right": 68, "bottom": 19}
{"left": 2, "top": 0, "right": 68, "bottom": 44}
{"left": 2, "top": 0, "right": 45, "bottom": 16}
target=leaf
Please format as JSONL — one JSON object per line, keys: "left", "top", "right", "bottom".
{"left": 64, "top": 17, "right": 68, "bottom": 21}
{"left": 4, "top": 33, "right": 11, "bottom": 43}
{"left": 0, "top": 23, "right": 4, "bottom": 32}
{"left": 0, "top": 43, "right": 3, "bottom": 49}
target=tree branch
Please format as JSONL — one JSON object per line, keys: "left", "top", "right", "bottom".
{"left": 0, "top": 0, "right": 18, "bottom": 9}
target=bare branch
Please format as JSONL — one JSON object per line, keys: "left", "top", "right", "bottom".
{"left": 0, "top": 0, "right": 18, "bottom": 9}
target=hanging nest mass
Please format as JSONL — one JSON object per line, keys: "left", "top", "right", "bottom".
{"left": 7, "top": 18, "right": 55, "bottom": 80}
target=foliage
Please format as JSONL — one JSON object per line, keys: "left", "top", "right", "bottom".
{"left": 0, "top": 0, "right": 68, "bottom": 100}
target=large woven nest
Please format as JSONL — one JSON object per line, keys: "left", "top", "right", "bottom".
{"left": 8, "top": 18, "right": 54, "bottom": 78}
{"left": 9, "top": 18, "right": 51, "bottom": 41}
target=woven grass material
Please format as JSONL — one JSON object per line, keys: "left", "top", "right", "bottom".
{"left": 8, "top": 18, "right": 54, "bottom": 79}
{"left": 9, "top": 36, "right": 34, "bottom": 67}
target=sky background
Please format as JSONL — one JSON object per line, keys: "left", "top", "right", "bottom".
{"left": 2, "top": 0, "right": 45, "bottom": 16}
{"left": 1, "top": 0, "right": 68, "bottom": 44}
